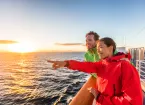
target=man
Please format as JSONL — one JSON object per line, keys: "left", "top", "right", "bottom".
{"left": 84, "top": 31, "right": 100, "bottom": 104}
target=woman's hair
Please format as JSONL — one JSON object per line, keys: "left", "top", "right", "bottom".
{"left": 99, "top": 37, "right": 116, "bottom": 53}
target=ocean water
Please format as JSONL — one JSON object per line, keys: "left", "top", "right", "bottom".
{"left": 0, "top": 52, "right": 88, "bottom": 105}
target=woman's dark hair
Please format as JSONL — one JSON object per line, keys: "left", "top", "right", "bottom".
{"left": 99, "top": 37, "right": 116, "bottom": 53}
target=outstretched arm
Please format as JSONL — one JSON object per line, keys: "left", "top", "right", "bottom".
{"left": 47, "top": 60, "right": 102, "bottom": 74}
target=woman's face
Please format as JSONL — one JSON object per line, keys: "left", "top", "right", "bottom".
{"left": 97, "top": 41, "right": 113, "bottom": 59}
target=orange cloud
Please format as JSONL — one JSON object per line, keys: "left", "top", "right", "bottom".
{"left": 55, "top": 43, "right": 84, "bottom": 46}
{"left": 0, "top": 40, "right": 18, "bottom": 44}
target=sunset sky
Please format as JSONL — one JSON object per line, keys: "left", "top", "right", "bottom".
{"left": 0, "top": 0, "right": 145, "bottom": 52}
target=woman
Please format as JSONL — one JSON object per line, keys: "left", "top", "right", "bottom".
{"left": 47, "top": 37, "right": 143, "bottom": 105}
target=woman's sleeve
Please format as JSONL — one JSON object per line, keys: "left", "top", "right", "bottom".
{"left": 66, "top": 60, "right": 102, "bottom": 74}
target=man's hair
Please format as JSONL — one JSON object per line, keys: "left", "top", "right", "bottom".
{"left": 86, "top": 31, "right": 100, "bottom": 41}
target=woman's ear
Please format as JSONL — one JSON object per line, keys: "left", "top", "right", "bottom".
{"left": 109, "top": 46, "right": 114, "bottom": 52}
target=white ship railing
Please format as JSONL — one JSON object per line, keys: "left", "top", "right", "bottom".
{"left": 136, "top": 60, "right": 145, "bottom": 91}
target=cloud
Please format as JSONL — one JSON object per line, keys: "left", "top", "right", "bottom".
{"left": 0, "top": 40, "right": 18, "bottom": 44}
{"left": 55, "top": 43, "right": 85, "bottom": 46}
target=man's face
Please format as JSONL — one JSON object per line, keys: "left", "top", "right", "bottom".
{"left": 86, "top": 35, "right": 96, "bottom": 49}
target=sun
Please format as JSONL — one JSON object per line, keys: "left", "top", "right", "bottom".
{"left": 8, "top": 42, "right": 36, "bottom": 53}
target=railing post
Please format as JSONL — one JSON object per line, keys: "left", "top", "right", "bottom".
{"left": 139, "top": 60, "right": 141, "bottom": 78}
{"left": 136, "top": 60, "right": 140, "bottom": 77}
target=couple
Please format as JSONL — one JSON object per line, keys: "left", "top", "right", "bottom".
{"left": 47, "top": 31, "right": 143, "bottom": 105}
